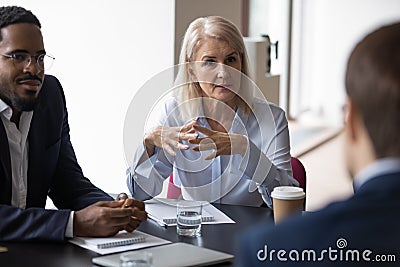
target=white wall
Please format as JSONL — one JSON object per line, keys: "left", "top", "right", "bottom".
{"left": 290, "top": 0, "right": 400, "bottom": 125}
{"left": 3, "top": 0, "right": 175, "bottom": 194}
{"left": 248, "top": 0, "right": 290, "bottom": 109}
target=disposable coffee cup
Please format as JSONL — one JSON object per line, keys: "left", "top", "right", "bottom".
{"left": 271, "top": 186, "right": 305, "bottom": 224}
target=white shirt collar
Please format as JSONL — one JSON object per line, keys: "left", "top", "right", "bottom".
{"left": 0, "top": 98, "right": 34, "bottom": 123}
{"left": 0, "top": 98, "right": 13, "bottom": 121}
{"left": 353, "top": 158, "right": 400, "bottom": 191}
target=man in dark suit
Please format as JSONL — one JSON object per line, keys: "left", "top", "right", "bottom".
{"left": 0, "top": 6, "right": 146, "bottom": 241}
{"left": 235, "top": 23, "right": 400, "bottom": 266}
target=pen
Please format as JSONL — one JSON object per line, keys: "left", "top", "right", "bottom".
{"left": 148, "top": 213, "right": 168, "bottom": 228}
{"left": 122, "top": 198, "right": 133, "bottom": 208}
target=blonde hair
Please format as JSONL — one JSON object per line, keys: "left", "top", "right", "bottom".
{"left": 174, "top": 16, "right": 253, "bottom": 121}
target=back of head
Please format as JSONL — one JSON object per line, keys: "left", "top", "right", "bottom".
{"left": 0, "top": 6, "right": 41, "bottom": 40}
{"left": 345, "top": 22, "right": 400, "bottom": 158}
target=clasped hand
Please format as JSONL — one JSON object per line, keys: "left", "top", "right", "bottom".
{"left": 144, "top": 120, "right": 198, "bottom": 156}
{"left": 190, "top": 125, "right": 248, "bottom": 160}
{"left": 73, "top": 194, "right": 147, "bottom": 237}
{"left": 144, "top": 120, "right": 248, "bottom": 160}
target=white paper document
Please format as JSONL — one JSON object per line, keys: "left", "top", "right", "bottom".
{"left": 69, "top": 230, "right": 171, "bottom": 255}
{"left": 145, "top": 198, "right": 235, "bottom": 227}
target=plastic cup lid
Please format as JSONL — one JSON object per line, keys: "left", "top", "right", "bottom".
{"left": 271, "top": 186, "right": 305, "bottom": 200}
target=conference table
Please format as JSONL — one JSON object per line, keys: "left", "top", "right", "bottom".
{"left": 0, "top": 204, "right": 274, "bottom": 266}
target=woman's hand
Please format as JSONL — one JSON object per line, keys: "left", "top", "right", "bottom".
{"left": 144, "top": 119, "right": 199, "bottom": 156}
{"left": 190, "top": 125, "right": 248, "bottom": 160}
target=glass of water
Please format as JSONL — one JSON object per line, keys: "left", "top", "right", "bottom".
{"left": 119, "top": 251, "right": 153, "bottom": 267}
{"left": 176, "top": 200, "right": 202, "bottom": 237}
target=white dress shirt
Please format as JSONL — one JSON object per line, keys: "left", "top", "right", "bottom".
{"left": 130, "top": 97, "right": 298, "bottom": 207}
{"left": 0, "top": 99, "right": 73, "bottom": 237}
{"left": 0, "top": 99, "right": 32, "bottom": 209}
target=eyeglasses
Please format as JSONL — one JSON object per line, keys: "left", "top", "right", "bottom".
{"left": 0, "top": 52, "right": 55, "bottom": 71}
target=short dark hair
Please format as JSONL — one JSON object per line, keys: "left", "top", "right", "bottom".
{"left": 0, "top": 6, "right": 41, "bottom": 40}
{"left": 345, "top": 22, "right": 400, "bottom": 158}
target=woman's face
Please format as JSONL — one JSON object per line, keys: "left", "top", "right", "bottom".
{"left": 191, "top": 37, "right": 242, "bottom": 108}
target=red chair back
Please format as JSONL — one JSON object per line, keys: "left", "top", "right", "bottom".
{"left": 166, "top": 174, "right": 181, "bottom": 199}
{"left": 291, "top": 157, "right": 307, "bottom": 192}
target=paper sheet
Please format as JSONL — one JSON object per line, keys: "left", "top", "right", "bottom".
{"left": 145, "top": 198, "right": 235, "bottom": 227}
{"left": 69, "top": 230, "right": 171, "bottom": 255}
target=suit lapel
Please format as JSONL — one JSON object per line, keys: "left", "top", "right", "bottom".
{"left": 0, "top": 119, "right": 12, "bottom": 204}
{"left": 27, "top": 102, "right": 46, "bottom": 207}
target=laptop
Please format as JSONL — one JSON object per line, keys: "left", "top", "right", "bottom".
{"left": 92, "top": 242, "right": 234, "bottom": 267}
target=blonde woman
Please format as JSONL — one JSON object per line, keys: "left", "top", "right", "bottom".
{"left": 128, "top": 16, "right": 298, "bottom": 207}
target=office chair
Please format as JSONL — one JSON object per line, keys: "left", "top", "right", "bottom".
{"left": 166, "top": 174, "right": 181, "bottom": 199}
{"left": 290, "top": 157, "right": 307, "bottom": 193}
{"left": 166, "top": 157, "right": 307, "bottom": 199}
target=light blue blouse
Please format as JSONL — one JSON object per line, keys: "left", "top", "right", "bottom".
{"left": 127, "top": 97, "right": 298, "bottom": 207}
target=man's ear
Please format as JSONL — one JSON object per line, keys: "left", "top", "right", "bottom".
{"left": 345, "top": 97, "right": 359, "bottom": 142}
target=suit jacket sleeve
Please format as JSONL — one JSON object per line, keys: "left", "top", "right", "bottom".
{"left": 0, "top": 75, "right": 113, "bottom": 242}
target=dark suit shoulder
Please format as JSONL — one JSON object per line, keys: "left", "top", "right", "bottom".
{"left": 357, "top": 171, "right": 400, "bottom": 196}
{"left": 39, "top": 75, "right": 67, "bottom": 108}
{"left": 32, "top": 75, "right": 67, "bottom": 136}
{"left": 237, "top": 172, "right": 400, "bottom": 266}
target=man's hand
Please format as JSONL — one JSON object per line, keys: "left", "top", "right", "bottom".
{"left": 73, "top": 199, "right": 147, "bottom": 237}
{"left": 120, "top": 198, "right": 147, "bottom": 232}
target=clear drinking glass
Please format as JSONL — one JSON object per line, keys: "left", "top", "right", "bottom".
{"left": 176, "top": 200, "right": 202, "bottom": 237}
{"left": 119, "top": 251, "right": 153, "bottom": 267}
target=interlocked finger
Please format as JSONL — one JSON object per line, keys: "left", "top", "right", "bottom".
{"left": 192, "top": 138, "right": 217, "bottom": 151}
